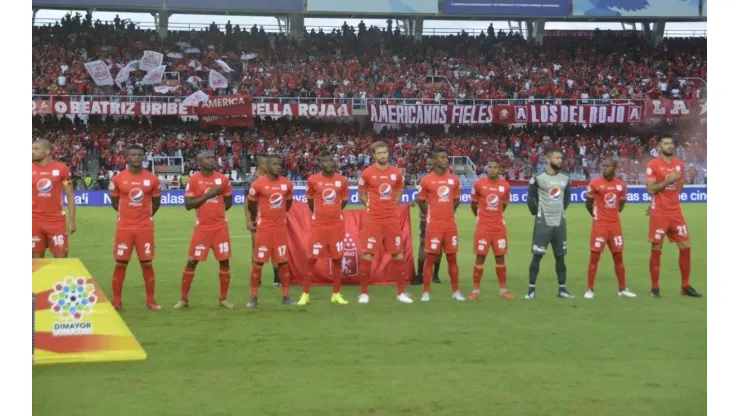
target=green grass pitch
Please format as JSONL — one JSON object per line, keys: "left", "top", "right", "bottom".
{"left": 32, "top": 203, "right": 707, "bottom": 416}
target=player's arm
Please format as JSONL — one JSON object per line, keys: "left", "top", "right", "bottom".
{"left": 223, "top": 180, "right": 233, "bottom": 211}
{"left": 243, "top": 180, "right": 252, "bottom": 225}
{"left": 109, "top": 178, "right": 120, "bottom": 212}
{"left": 618, "top": 184, "right": 626, "bottom": 213}
{"left": 285, "top": 181, "right": 294, "bottom": 212}
{"left": 306, "top": 178, "right": 315, "bottom": 214}
{"left": 341, "top": 178, "right": 349, "bottom": 210}
{"left": 563, "top": 178, "right": 572, "bottom": 210}
{"left": 358, "top": 173, "right": 369, "bottom": 207}
{"left": 63, "top": 172, "right": 76, "bottom": 235}
{"left": 452, "top": 178, "right": 461, "bottom": 212}
{"left": 247, "top": 188, "right": 259, "bottom": 230}
{"left": 527, "top": 176, "right": 538, "bottom": 216}
{"left": 585, "top": 183, "right": 595, "bottom": 217}
{"left": 416, "top": 179, "right": 428, "bottom": 217}
{"left": 678, "top": 163, "right": 687, "bottom": 193}
{"left": 470, "top": 183, "right": 478, "bottom": 216}
{"left": 502, "top": 185, "right": 510, "bottom": 212}
{"left": 645, "top": 165, "right": 681, "bottom": 194}
{"left": 151, "top": 177, "right": 162, "bottom": 216}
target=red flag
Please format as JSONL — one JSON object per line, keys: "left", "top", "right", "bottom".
{"left": 286, "top": 203, "right": 415, "bottom": 285}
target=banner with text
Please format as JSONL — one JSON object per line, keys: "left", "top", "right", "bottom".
{"left": 286, "top": 203, "right": 415, "bottom": 286}
{"left": 32, "top": 0, "right": 159, "bottom": 8}
{"left": 195, "top": 94, "right": 253, "bottom": 127}
{"left": 572, "top": 0, "right": 700, "bottom": 17}
{"left": 307, "top": 0, "right": 438, "bottom": 13}
{"left": 493, "top": 103, "right": 644, "bottom": 125}
{"left": 369, "top": 104, "right": 494, "bottom": 125}
{"left": 65, "top": 186, "right": 707, "bottom": 207}
{"left": 253, "top": 103, "right": 353, "bottom": 118}
{"left": 32, "top": 100, "right": 192, "bottom": 116}
{"left": 644, "top": 99, "right": 706, "bottom": 119}
{"left": 167, "top": 0, "right": 303, "bottom": 12}
{"left": 442, "top": 0, "right": 569, "bottom": 16}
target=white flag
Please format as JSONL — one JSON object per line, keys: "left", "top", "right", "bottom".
{"left": 115, "top": 66, "right": 130, "bottom": 88}
{"left": 182, "top": 90, "right": 210, "bottom": 107}
{"left": 154, "top": 85, "right": 179, "bottom": 94}
{"left": 140, "top": 50, "right": 164, "bottom": 72}
{"left": 84, "top": 60, "right": 114, "bottom": 86}
{"left": 215, "top": 59, "right": 234, "bottom": 73}
{"left": 140, "top": 65, "right": 166, "bottom": 85}
{"left": 208, "top": 70, "right": 229, "bottom": 89}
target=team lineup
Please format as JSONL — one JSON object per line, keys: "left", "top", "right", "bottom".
{"left": 31, "top": 137, "right": 702, "bottom": 309}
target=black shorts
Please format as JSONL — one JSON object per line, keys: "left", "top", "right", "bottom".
{"left": 419, "top": 220, "right": 427, "bottom": 238}
{"left": 531, "top": 222, "right": 567, "bottom": 256}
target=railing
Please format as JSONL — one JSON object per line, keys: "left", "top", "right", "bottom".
{"left": 32, "top": 18, "right": 707, "bottom": 39}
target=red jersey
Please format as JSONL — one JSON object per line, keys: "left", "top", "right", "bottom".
{"left": 359, "top": 164, "right": 404, "bottom": 223}
{"left": 586, "top": 176, "right": 626, "bottom": 225}
{"left": 306, "top": 173, "right": 349, "bottom": 226}
{"left": 185, "top": 172, "right": 233, "bottom": 230}
{"left": 248, "top": 175, "right": 293, "bottom": 231}
{"left": 32, "top": 160, "right": 70, "bottom": 222}
{"left": 109, "top": 169, "right": 162, "bottom": 230}
{"left": 417, "top": 172, "right": 461, "bottom": 230}
{"left": 645, "top": 157, "right": 685, "bottom": 215}
{"left": 471, "top": 177, "right": 510, "bottom": 230}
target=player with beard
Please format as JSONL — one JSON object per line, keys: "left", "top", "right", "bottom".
{"left": 525, "top": 148, "right": 573, "bottom": 300}
{"left": 585, "top": 158, "right": 636, "bottom": 298}
{"left": 244, "top": 153, "right": 281, "bottom": 287}
{"left": 411, "top": 157, "right": 442, "bottom": 285}
{"left": 645, "top": 136, "right": 702, "bottom": 298}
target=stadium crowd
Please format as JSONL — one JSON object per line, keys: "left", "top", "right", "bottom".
{"left": 33, "top": 13, "right": 706, "bottom": 101}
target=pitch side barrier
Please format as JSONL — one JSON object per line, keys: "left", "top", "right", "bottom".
{"left": 65, "top": 185, "right": 707, "bottom": 207}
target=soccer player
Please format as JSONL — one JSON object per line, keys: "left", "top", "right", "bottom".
{"left": 32, "top": 139, "right": 76, "bottom": 258}
{"left": 525, "top": 148, "right": 573, "bottom": 300}
{"left": 584, "top": 158, "right": 636, "bottom": 298}
{"left": 175, "top": 151, "right": 235, "bottom": 309}
{"left": 109, "top": 145, "right": 162, "bottom": 310}
{"left": 416, "top": 149, "right": 463, "bottom": 301}
{"left": 645, "top": 136, "right": 702, "bottom": 297}
{"left": 469, "top": 160, "right": 514, "bottom": 300}
{"left": 246, "top": 154, "right": 296, "bottom": 307}
{"left": 411, "top": 157, "right": 442, "bottom": 286}
{"left": 244, "top": 153, "right": 281, "bottom": 287}
{"left": 357, "top": 141, "right": 413, "bottom": 304}
{"left": 297, "top": 151, "right": 350, "bottom": 306}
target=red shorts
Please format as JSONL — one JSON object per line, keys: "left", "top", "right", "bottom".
{"left": 253, "top": 229, "right": 289, "bottom": 264}
{"left": 648, "top": 214, "right": 689, "bottom": 244}
{"left": 473, "top": 228, "right": 508, "bottom": 257}
{"left": 590, "top": 223, "right": 624, "bottom": 253}
{"left": 424, "top": 228, "right": 459, "bottom": 255}
{"left": 114, "top": 229, "right": 155, "bottom": 262}
{"left": 308, "top": 224, "right": 345, "bottom": 260}
{"left": 32, "top": 220, "right": 67, "bottom": 255}
{"left": 360, "top": 221, "right": 402, "bottom": 256}
{"left": 189, "top": 225, "right": 231, "bottom": 262}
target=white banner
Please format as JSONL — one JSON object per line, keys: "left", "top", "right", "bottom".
{"left": 139, "top": 65, "right": 166, "bottom": 86}
{"left": 182, "top": 90, "right": 210, "bottom": 106}
{"left": 140, "top": 50, "right": 163, "bottom": 72}
{"left": 84, "top": 60, "right": 114, "bottom": 86}
{"left": 215, "top": 59, "right": 234, "bottom": 73}
{"left": 208, "top": 71, "right": 229, "bottom": 89}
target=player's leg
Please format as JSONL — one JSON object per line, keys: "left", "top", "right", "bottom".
{"left": 32, "top": 222, "right": 47, "bottom": 258}
{"left": 111, "top": 229, "right": 135, "bottom": 309}
{"left": 299, "top": 228, "right": 325, "bottom": 305}
{"left": 648, "top": 215, "right": 669, "bottom": 297}
{"left": 586, "top": 226, "right": 606, "bottom": 298}
{"left": 432, "top": 253, "right": 442, "bottom": 284}
{"left": 607, "top": 227, "right": 634, "bottom": 297}
{"left": 421, "top": 230, "right": 442, "bottom": 300}
{"left": 444, "top": 230, "right": 463, "bottom": 301}
{"left": 469, "top": 229, "right": 489, "bottom": 300}
{"left": 552, "top": 222, "right": 572, "bottom": 299}
{"left": 385, "top": 223, "right": 413, "bottom": 303}
{"left": 668, "top": 217, "right": 702, "bottom": 297}
{"left": 46, "top": 222, "right": 69, "bottom": 259}
{"left": 272, "top": 233, "right": 294, "bottom": 304}
{"left": 358, "top": 223, "right": 379, "bottom": 302}
{"left": 413, "top": 221, "right": 426, "bottom": 285}
{"left": 135, "top": 230, "right": 159, "bottom": 310}
{"left": 526, "top": 225, "right": 552, "bottom": 299}
{"left": 177, "top": 230, "right": 206, "bottom": 308}
{"left": 492, "top": 231, "right": 513, "bottom": 299}
{"left": 249, "top": 231, "right": 270, "bottom": 307}
{"left": 213, "top": 227, "right": 234, "bottom": 307}
{"left": 327, "top": 227, "right": 348, "bottom": 304}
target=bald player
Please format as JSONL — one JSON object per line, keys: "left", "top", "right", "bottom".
{"left": 244, "top": 153, "right": 280, "bottom": 287}
{"left": 32, "top": 139, "right": 76, "bottom": 258}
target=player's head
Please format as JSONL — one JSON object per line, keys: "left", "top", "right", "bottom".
{"left": 658, "top": 136, "right": 674, "bottom": 156}
{"left": 257, "top": 153, "right": 269, "bottom": 174}
{"left": 318, "top": 150, "right": 335, "bottom": 175}
{"left": 266, "top": 154, "right": 282, "bottom": 177}
{"left": 430, "top": 148, "right": 449, "bottom": 171}
{"left": 371, "top": 141, "right": 390, "bottom": 165}
{"left": 545, "top": 148, "right": 563, "bottom": 171}
{"left": 32, "top": 139, "right": 51, "bottom": 163}
{"left": 601, "top": 158, "right": 617, "bottom": 179}
{"left": 486, "top": 160, "right": 501, "bottom": 180}
{"left": 126, "top": 145, "right": 145, "bottom": 168}
{"left": 426, "top": 157, "right": 434, "bottom": 173}
{"left": 197, "top": 151, "right": 216, "bottom": 172}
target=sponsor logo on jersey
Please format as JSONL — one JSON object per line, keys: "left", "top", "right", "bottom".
{"left": 605, "top": 192, "right": 618, "bottom": 208}
{"left": 379, "top": 183, "right": 392, "bottom": 198}
{"left": 129, "top": 188, "right": 144, "bottom": 203}
{"left": 37, "top": 178, "right": 53, "bottom": 194}
{"left": 549, "top": 187, "right": 562, "bottom": 201}
{"left": 322, "top": 188, "right": 337, "bottom": 203}
{"left": 486, "top": 193, "right": 500, "bottom": 209}
{"left": 269, "top": 193, "right": 283, "bottom": 208}
{"left": 437, "top": 185, "right": 450, "bottom": 201}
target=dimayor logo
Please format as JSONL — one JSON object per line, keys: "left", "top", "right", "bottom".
{"left": 37, "top": 178, "right": 53, "bottom": 194}
{"left": 269, "top": 193, "right": 283, "bottom": 208}
{"left": 48, "top": 276, "right": 97, "bottom": 336}
{"left": 486, "top": 193, "right": 500, "bottom": 209}
{"left": 129, "top": 188, "right": 144, "bottom": 204}
{"left": 322, "top": 188, "right": 337, "bottom": 203}
{"left": 605, "top": 192, "right": 618, "bottom": 208}
{"left": 549, "top": 187, "right": 562, "bottom": 201}
{"left": 437, "top": 186, "right": 450, "bottom": 201}
{"left": 379, "top": 183, "right": 393, "bottom": 198}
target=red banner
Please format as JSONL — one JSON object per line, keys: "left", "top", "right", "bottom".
{"left": 545, "top": 30, "right": 644, "bottom": 38}
{"left": 33, "top": 100, "right": 192, "bottom": 116}
{"left": 493, "top": 104, "right": 643, "bottom": 124}
{"left": 368, "top": 104, "right": 494, "bottom": 125}
{"left": 195, "top": 95, "right": 253, "bottom": 127}
{"left": 253, "top": 103, "right": 352, "bottom": 118}
{"left": 644, "top": 99, "right": 706, "bottom": 119}
{"left": 286, "top": 203, "right": 415, "bottom": 286}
